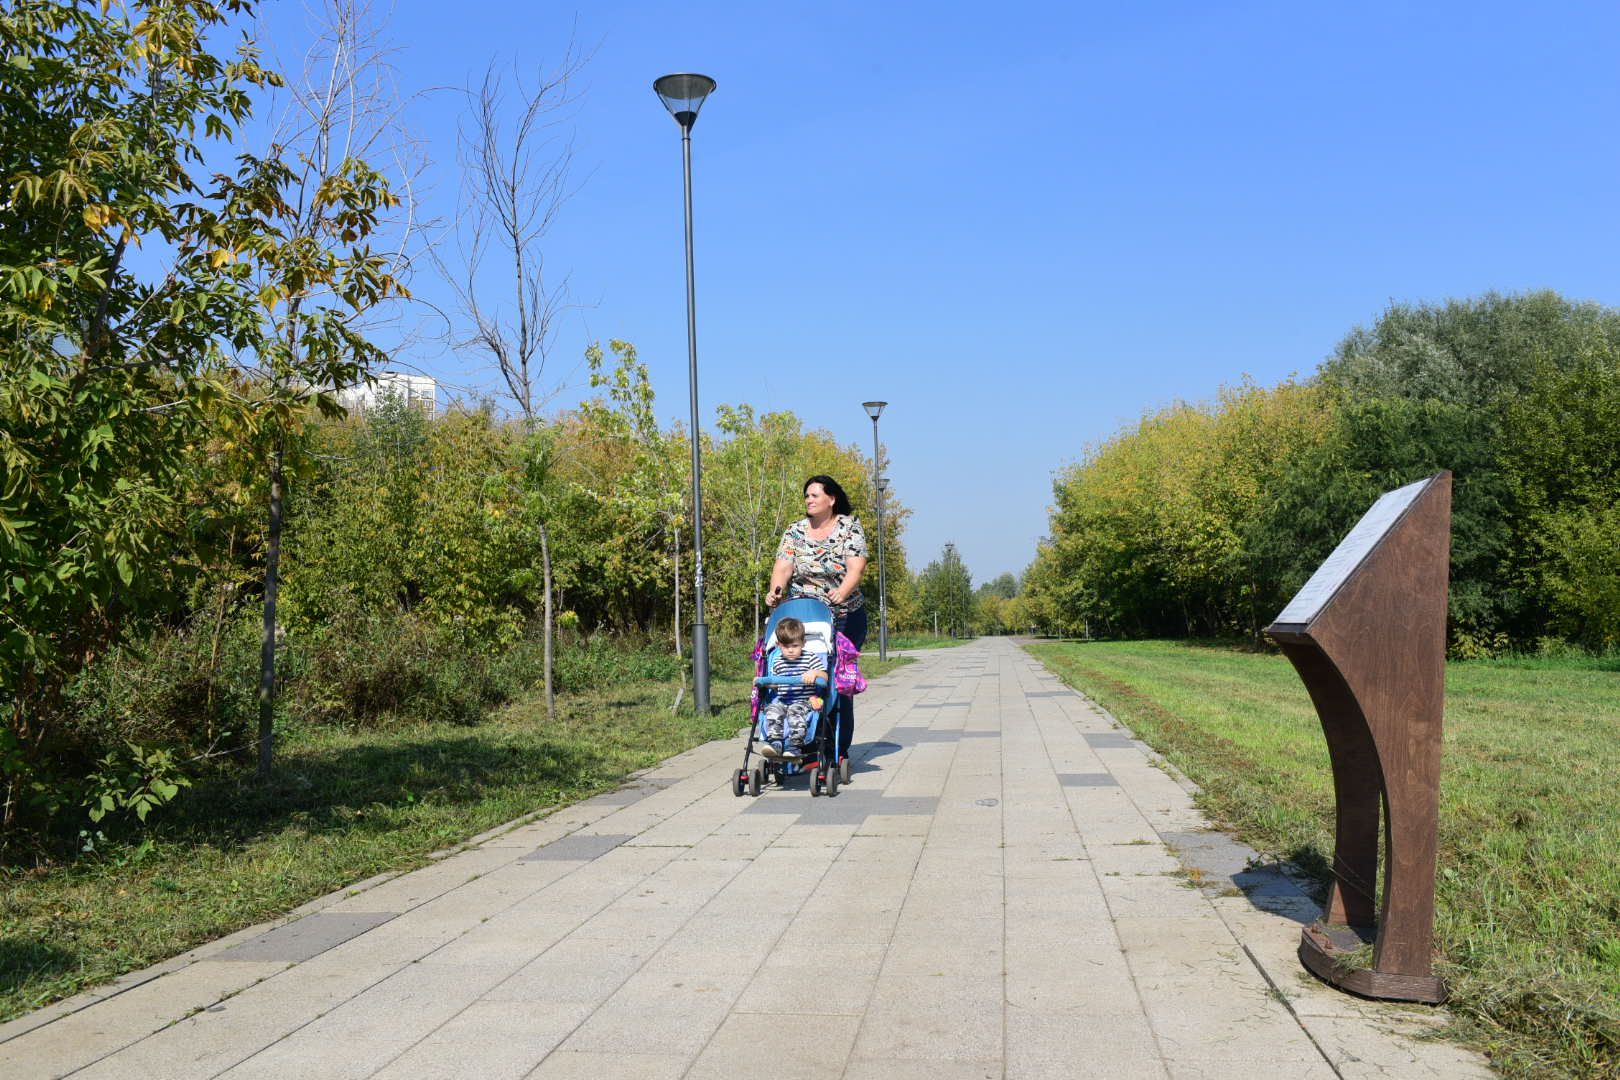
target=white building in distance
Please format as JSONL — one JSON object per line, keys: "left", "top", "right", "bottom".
{"left": 337, "top": 372, "right": 436, "bottom": 415}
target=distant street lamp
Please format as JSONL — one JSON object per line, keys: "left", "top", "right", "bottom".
{"left": 862, "top": 401, "right": 889, "bottom": 661}
{"left": 655, "top": 73, "right": 717, "bottom": 714}
{"left": 877, "top": 475, "right": 890, "bottom": 655}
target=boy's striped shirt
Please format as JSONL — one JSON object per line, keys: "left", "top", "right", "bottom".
{"left": 771, "top": 652, "right": 819, "bottom": 705}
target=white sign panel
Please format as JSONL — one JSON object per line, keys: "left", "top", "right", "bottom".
{"left": 1272, "top": 476, "right": 1433, "bottom": 627}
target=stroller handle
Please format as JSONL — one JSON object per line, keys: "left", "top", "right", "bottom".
{"left": 754, "top": 675, "right": 829, "bottom": 689}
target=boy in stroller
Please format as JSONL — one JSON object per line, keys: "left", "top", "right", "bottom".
{"left": 735, "top": 597, "right": 849, "bottom": 798}
{"left": 758, "top": 617, "right": 826, "bottom": 760}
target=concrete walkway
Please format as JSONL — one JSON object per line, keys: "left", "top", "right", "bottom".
{"left": 0, "top": 638, "right": 1492, "bottom": 1079}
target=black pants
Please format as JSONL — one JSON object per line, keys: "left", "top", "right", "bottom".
{"left": 833, "top": 605, "right": 867, "bottom": 758}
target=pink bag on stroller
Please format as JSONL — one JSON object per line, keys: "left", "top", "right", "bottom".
{"left": 833, "top": 632, "right": 866, "bottom": 695}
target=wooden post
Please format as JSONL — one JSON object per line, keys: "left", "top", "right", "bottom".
{"left": 1265, "top": 472, "right": 1450, "bottom": 1004}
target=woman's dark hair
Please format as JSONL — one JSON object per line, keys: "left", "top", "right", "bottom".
{"left": 804, "top": 475, "right": 852, "bottom": 516}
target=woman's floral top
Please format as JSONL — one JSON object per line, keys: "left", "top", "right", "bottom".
{"left": 776, "top": 514, "right": 868, "bottom": 617}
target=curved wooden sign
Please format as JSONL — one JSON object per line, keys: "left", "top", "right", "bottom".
{"left": 1265, "top": 471, "right": 1450, "bottom": 1004}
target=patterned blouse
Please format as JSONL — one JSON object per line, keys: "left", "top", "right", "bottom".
{"left": 776, "top": 515, "right": 869, "bottom": 617}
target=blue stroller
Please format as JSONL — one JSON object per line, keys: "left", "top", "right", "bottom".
{"left": 733, "top": 598, "right": 845, "bottom": 798}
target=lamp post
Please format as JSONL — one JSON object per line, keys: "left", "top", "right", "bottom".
{"left": 862, "top": 401, "right": 889, "bottom": 661}
{"left": 655, "top": 73, "right": 717, "bottom": 715}
{"left": 876, "top": 475, "right": 889, "bottom": 656}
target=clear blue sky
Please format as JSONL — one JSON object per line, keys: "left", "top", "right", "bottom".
{"left": 259, "top": 0, "right": 1620, "bottom": 583}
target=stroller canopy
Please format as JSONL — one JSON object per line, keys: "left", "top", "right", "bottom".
{"left": 764, "top": 597, "right": 836, "bottom": 653}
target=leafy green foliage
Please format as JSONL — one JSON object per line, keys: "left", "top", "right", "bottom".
{"left": 0, "top": 0, "right": 284, "bottom": 837}
{"left": 916, "top": 542, "right": 974, "bottom": 636}
{"left": 84, "top": 744, "right": 190, "bottom": 825}
{"left": 2, "top": 0, "right": 414, "bottom": 840}
{"left": 0, "top": 1, "right": 914, "bottom": 849}
{"left": 1026, "top": 292, "right": 1620, "bottom": 652}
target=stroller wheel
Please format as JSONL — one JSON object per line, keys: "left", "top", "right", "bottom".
{"left": 826, "top": 766, "right": 839, "bottom": 797}
{"left": 748, "top": 767, "right": 762, "bottom": 797}
{"left": 839, "top": 757, "right": 851, "bottom": 784}
{"left": 732, "top": 769, "right": 746, "bottom": 797}
{"left": 809, "top": 770, "right": 823, "bottom": 797}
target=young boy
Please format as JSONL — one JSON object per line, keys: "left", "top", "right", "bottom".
{"left": 760, "top": 617, "right": 826, "bottom": 760}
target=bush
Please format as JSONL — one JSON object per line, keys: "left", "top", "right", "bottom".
{"left": 62, "top": 614, "right": 265, "bottom": 760}
{"left": 1536, "top": 502, "right": 1620, "bottom": 649}
{"left": 553, "top": 634, "right": 682, "bottom": 692}
{"left": 17, "top": 605, "right": 738, "bottom": 849}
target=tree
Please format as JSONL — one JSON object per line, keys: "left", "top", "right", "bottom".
{"left": 1026, "top": 292, "right": 1620, "bottom": 651}
{"left": 1500, "top": 347, "right": 1620, "bottom": 646}
{"left": 1317, "top": 291, "right": 1620, "bottom": 646}
{"left": 444, "top": 53, "right": 582, "bottom": 419}
{"left": 576, "top": 340, "right": 686, "bottom": 643}
{"left": 917, "top": 543, "right": 974, "bottom": 637}
{"left": 231, "top": 0, "right": 411, "bottom": 774}
{"left": 1, "top": 0, "right": 282, "bottom": 832}
{"left": 708, "top": 406, "right": 809, "bottom": 639}
{"left": 974, "top": 573, "right": 1018, "bottom": 635}
{"left": 439, "top": 47, "right": 587, "bottom": 719}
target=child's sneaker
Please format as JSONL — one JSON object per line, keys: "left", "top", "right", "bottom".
{"left": 758, "top": 740, "right": 783, "bottom": 759}
{"left": 782, "top": 741, "right": 803, "bottom": 760}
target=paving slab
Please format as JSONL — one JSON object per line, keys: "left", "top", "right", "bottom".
{"left": 0, "top": 638, "right": 1494, "bottom": 1079}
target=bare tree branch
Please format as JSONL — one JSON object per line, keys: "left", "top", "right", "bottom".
{"left": 435, "top": 41, "right": 589, "bottom": 419}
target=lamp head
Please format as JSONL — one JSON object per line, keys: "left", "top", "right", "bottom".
{"left": 862, "top": 400, "right": 887, "bottom": 420}
{"left": 654, "top": 73, "right": 717, "bottom": 129}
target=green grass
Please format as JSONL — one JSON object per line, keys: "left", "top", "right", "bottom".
{"left": 0, "top": 653, "right": 912, "bottom": 1022}
{"left": 1025, "top": 639, "right": 1620, "bottom": 1079}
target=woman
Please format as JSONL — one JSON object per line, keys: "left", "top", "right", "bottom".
{"left": 766, "top": 475, "right": 868, "bottom": 765}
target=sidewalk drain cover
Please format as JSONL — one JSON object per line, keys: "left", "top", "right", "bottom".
{"left": 1084, "top": 732, "right": 1136, "bottom": 748}
{"left": 589, "top": 781, "right": 671, "bottom": 806}
{"left": 520, "top": 833, "right": 633, "bottom": 862}
{"left": 1058, "top": 772, "right": 1118, "bottom": 787}
{"left": 885, "top": 728, "right": 965, "bottom": 744}
{"left": 207, "top": 912, "right": 397, "bottom": 963}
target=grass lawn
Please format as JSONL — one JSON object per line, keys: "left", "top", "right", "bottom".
{"left": 0, "top": 653, "right": 912, "bottom": 1022}
{"left": 1025, "top": 639, "right": 1620, "bottom": 1080}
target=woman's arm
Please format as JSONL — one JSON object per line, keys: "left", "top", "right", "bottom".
{"left": 829, "top": 555, "right": 868, "bottom": 605}
{"left": 766, "top": 556, "right": 793, "bottom": 606}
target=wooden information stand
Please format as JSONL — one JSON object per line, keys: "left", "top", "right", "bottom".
{"left": 1265, "top": 472, "right": 1451, "bottom": 1004}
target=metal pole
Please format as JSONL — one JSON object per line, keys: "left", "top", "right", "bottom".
{"left": 681, "top": 124, "right": 710, "bottom": 715}
{"left": 871, "top": 417, "right": 888, "bottom": 661}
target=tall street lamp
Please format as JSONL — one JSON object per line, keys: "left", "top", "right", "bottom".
{"left": 876, "top": 475, "right": 890, "bottom": 655}
{"left": 862, "top": 401, "right": 889, "bottom": 661}
{"left": 655, "top": 73, "right": 717, "bottom": 714}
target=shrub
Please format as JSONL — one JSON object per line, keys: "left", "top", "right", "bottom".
{"left": 62, "top": 614, "right": 265, "bottom": 760}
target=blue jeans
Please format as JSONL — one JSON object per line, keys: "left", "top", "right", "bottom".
{"left": 832, "top": 605, "right": 867, "bottom": 758}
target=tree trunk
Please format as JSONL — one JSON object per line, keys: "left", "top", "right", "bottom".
{"left": 672, "top": 523, "right": 682, "bottom": 659}
{"left": 203, "top": 526, "right": 238, "bottom": 744}
{"left": 540, "top": 519, "right": 555, "bottom": 722}
{"left": 258, "top": 437, "right": 284, "bottom": 779}
{"left": 670, "top": 524, "right": 686, "bottom": 711}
